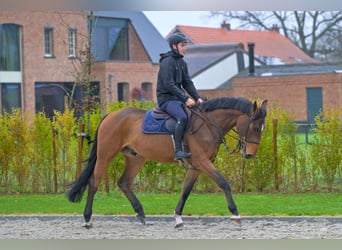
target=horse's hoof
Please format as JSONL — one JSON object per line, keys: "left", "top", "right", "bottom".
{"left": 136, "top": 214, "right": 146, "bottom": 225}
{"left": 83, "top": 222, "right": 92, "bottom": 229}
{"left": 175, "top": 223, "right": 184, "bottom": 228}
{"left": 174, "top": 212, "right": 184, "bottom": 228}
{"left": 230, "top": 215, "right": 241, "bottom": 226}
{"left": 231, "top": 219, "right": 241, "bottom": 226}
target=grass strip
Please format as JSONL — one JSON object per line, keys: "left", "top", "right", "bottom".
{"left": 1, "top": 191, "right": 341, "bottom": 216}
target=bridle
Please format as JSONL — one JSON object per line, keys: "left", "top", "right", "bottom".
{"left": 225, "top": 118, "right": 260, "bottom": 155}
{"left": 190, "top": 106, "right": 263, "bottom": 155}
{"left": 234, "top": 115, "right": 263, "bottom": 156}
{"left": 239, "top": 115, "right": 262, "bottom": 145}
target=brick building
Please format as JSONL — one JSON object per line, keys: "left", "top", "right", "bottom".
{"left": 1, "top": 11, "right": 341, "bottom": 123}
{"left": 199, "top": 63, "right": 342, "bottom": 123}
{"left": 171, "top": 24, "right": 341, "bottom": 123}
{"left": 0, "top": 11, "right": 168, "bottom": 117}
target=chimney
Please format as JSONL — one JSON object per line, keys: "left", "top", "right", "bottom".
{"left": 221, "top": 21, "right": 231, "bottom": 31}
{"left": 248, "top": 43, "right": 255, "bottom": 76}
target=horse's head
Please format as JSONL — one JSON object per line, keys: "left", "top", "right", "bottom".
{"left": 235, "top": 100, "right": 267, "bottom": 159}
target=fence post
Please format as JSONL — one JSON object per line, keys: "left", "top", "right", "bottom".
{"left": 51, "top": 125, "right": 58, "bottom": 193}
{"left": 272, "top": 119, "right": 279, "bottom": 191}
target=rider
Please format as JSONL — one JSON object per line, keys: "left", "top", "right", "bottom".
{"left": 156, "top": 32, "right": 203, "bottom": 160}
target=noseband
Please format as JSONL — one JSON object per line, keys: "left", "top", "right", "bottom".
{"left": 238, "top": 115, "right": 265, "bottom": 157}
{"left": 241, "top": 116, "right": 261, "bottom": 145}
{"left": 227, "top": 115, "right": 262, "bottom": 155}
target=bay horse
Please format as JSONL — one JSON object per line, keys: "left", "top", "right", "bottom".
{"left": 67, "top": 97, "right": 267, "bottom": 228}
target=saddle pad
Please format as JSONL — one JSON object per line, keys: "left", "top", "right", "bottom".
{"left": 142, "top": 110, "right": 172, "bottom": 134}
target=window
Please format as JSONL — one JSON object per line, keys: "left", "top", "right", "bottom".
{"left": 0, "top": 23, "right": 22, "bottom": 113}
{"left": 68, "top": 28, "right": 77, "bottom": 58}
{"left": 44, "top": 27, "right": 54, "bottom": 57}
{"left": 91, "top": 17, "right": 129, "bottom": 61}
{"left": 1, "top": 83, "right": 21, "bottom": 113}
{"left": 0, "top": 23, "right": 21, "bottom": 71}
{"left": 35, "top": 82, "right": 100, "bottom": 118}
{"left": 117, "top": 82, "right": 129, "bottom": 102}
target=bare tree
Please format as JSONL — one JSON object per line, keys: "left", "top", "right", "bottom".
{"left": 210, "top": 11, "right": 342, "bottom": 62}
{"left": 317, "top": 27, "right": 342, "bottom": 62}
{"left": 58, "top": 11, "right": 99, "bottom": 178}
{"left": 58, "top": 11, "right": 98, "bottom": 114}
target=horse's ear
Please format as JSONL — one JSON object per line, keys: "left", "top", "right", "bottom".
{"left": 252, "top": 101, "right": 258, "bottom": 115}
{"left": 261, "top": 100, "right": 268, "bottom": 110}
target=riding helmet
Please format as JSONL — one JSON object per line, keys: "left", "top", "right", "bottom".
{"left": 168, "top": 32, "right": 190, "bottom": 49}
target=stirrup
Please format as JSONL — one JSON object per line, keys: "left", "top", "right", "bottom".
{"left": 174, "top": 151, "right": 192, "bottom": 161}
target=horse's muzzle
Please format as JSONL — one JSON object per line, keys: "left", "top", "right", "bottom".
{"left": 240, "top": 142, "right": 257, "bottom": 159}
{"left": 244, "top": 154, "right": 255, "bottom": 159}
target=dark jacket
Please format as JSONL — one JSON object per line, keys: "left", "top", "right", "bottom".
{"left": 156, "top": 51, "right": 200, "bottom": 107}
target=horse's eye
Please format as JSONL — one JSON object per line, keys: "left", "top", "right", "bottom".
{"left": 254, "top": 127, "right": 261, "bottom": 133}
{"left": 253, "top": 123, "right": 265, "bottom": 134}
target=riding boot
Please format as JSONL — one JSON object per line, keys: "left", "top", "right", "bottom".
{"left": 173, "top": 121, "right": 192, "bottom": 160}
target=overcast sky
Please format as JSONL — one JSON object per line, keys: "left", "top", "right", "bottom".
{"left": 143, "top": 11, "right": 224, "bottom": 37}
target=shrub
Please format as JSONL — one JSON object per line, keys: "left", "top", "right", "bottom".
{"left": 0, "top": 102, "right": 340, "bottom": 194}
{"left": 311, "top": 107, "right": 342, "bottom": 191}
{"left": 52, "top": 106, "right": 77, "bottom": 191}
{"left": 31, "top": 112, "right": 53, "bottom": 192}
{"left": 0, "top": 113, "right": 12, "bottom": 192}
{"left": 6, "top": 109, "right": 31, "bottom": 192}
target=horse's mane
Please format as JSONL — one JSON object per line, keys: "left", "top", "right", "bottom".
{"left": 200, "top": 97, "right": 252, "bottom": 115}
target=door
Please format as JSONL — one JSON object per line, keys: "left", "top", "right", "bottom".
{"left": 306, "top": 87, "right": 323, "bottom": 124}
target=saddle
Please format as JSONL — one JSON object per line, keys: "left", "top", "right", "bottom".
{"left": 150, "top": 107, "right": 172, "bottom": 120}
{"left": 142, "top": 107, "right": 192, "bottom": 135}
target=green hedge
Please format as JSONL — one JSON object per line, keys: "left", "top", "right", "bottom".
{"left": 0, "top": 101, "right": 341, "bottom": 194}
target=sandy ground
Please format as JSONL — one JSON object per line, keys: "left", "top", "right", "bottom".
{"left": 0, "top": 215, "right": 341, "bottom": 239}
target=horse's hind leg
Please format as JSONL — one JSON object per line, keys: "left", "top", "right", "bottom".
{"left": 83, "top": 175, "right": 97, "bottom": 228}
{"left": 118, "top": 155, "right": 146, "bottom": 224}
{"left": 83, "top": 153, "right": 118, "bottom": 228}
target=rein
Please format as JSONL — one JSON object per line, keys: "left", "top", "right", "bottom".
{"left": 189, "top": 106, "right": 241, "bottom": 154}
{"left": 190, "top": 106, "right": 261, "bottom": 155}
{"left": 189, "top": 106, "right": 223, "bottom": 141}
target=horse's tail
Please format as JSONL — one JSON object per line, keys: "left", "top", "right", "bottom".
{"left": 67, "top": 117, "right": 104, "bottom": 203}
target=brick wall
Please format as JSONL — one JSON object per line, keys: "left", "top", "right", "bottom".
{"left": 200, "top": 73, "right": 342, "bottom": 121}
{"left": 92, "top": 21, "right": 159, "bottom": 107}
{"left": 198, "top": 89, "right": 234, "bottom": 100}
{"left": 93, "top": 61, "right": 158, "bottom": 107}
{"left": 0, "top": 11, "right": 160, "bottom": 116}
{"left": 0, "top": 11, "right": 88, "bottom": 116}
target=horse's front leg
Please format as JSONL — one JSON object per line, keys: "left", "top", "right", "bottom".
{"left": 174, "top": 168, "right": 200, "bottom": 228}
{"left": 200, "top": 161, "right": 241, "bottom": 226}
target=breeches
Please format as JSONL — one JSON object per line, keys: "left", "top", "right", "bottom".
{"left": 160, "top": 100, "right": 187, "bottom": 124}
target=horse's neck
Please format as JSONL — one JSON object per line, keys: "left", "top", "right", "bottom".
{"left": 206, "top": 109, "right": 241, "bottom": 135}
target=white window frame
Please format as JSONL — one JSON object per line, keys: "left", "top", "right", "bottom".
{"left": 68, "top": 28, "right": 77, "bottom": 58}
{"left": 44, "top": 27, "right": 54, "bottom": 58}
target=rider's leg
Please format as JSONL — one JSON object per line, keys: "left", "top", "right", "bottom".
{"left": 173, "top": 120, "right": 191, "bottom": 160}
{"left": 160, "top": 101, "right": 191, "bottom": 160}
